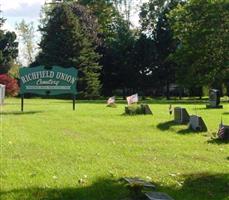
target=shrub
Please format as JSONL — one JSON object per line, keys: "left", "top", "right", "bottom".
{"left": 0, "top": 74, "right": 19, "bottom": 96}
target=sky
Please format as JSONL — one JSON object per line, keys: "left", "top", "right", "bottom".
{"left": 1, "top": 0, "right": 146, "bottom": 31}
{"left": 1, "top": 0, "right": 46, "bottom": 31}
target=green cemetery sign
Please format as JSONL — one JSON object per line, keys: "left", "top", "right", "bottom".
{"left": 20, "top": 66, "right": 77, "bottom": 95}
{"left": 19, "top": 66, "right": 78, "bottom": 111}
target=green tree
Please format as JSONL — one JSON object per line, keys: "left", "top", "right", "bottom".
{"left": 169, "top": 0, "right": 229, "bottom": 89}
{"left": 101, "top": 16, "right": 136, "bottom": 96}
{"left": 34, "top": 4, "right": 101, "bottom": 98}
{"left": 139, "top": 0, "right": 180, "bottom": 99}
{"left": 132, "top": 34, "right": 157, "bottom": 97}
{"left": 0, "top": 14, "right": 18, "bottom": 73}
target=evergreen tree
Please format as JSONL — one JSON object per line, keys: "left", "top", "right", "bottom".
{"left": 34, "top": 4, "right": 101, "bottom": 98}
{"left": 0, "top": 13, "right": 18, "bottom": 73}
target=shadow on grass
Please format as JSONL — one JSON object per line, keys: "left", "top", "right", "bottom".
{"left": 1, "top": 174, "right": 228, "bottom": 200}
{"left": 157, "top": 173, "right": 229, "bottom": 200}
{"left": 157, "top": 121, "right": 207, "bottom": 134}
{"left": 223, "top": 112, "right": 229, "bottom": 115}
{"left": 207, "top": 138, "right": 229, "bottom": 144}
{"left": 0, "top": 178, "right": 129, "bottom": 200}
{"left": 0, "top": 111, "right": 44, "bottom": 115}
{"left": 176, "top": 128, "right": 199, "bottom": 134}
{"left": 157, "top": 120, "right": 184, "bottom": 131}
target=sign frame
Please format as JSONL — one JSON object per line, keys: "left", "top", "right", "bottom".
{"left": 19, "top": 65, "right": 78, "bottom": 111}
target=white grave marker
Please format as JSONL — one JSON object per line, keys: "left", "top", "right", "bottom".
{"left": 0, "top": 84, "right": 6, "bottom": 105}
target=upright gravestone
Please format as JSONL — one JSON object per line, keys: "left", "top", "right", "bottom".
{"left": 206, "top": 89, "right": 223, "bottom": 108}
{"left": 174, "top": 107, "right": 190, "bottom": 124}
{"left": 0, "top": 84, "right": 6, "bottom": 105}
{"left": 189, "top": 115, "right": 208, "bottom": 132}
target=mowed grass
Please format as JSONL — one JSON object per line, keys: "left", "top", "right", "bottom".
{"left": 0, "top": 98, "right": 229, "bottom": 200}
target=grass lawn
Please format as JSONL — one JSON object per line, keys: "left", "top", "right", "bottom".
{"left": 0, "top": 98, "right": 229, "bottom": 200}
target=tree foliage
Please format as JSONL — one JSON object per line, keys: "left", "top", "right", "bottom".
{"left": 34, "top": 4, "right": 101, "bottom": 98}
{"left": 138, "top": 0, "right": 179, "bottom": 98}
{"left": 169, "top": 0, "right": 229, "bottom": 88}
{"left": 0, "top": 14, "right": 18, "bottom": 73}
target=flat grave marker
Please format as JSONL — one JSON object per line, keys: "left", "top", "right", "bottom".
{"left": 145, "top": 192, "right": 174, "bottom": 200}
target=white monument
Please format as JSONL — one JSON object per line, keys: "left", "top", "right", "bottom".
{"left": 0, "top": 84, "right": 6, "bottom": 105}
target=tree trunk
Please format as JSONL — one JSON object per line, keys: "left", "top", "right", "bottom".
{"left": 166, "top": 81, "right": 170, "bottom": 100}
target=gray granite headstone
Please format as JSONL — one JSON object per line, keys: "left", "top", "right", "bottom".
{"left": 174, "top": 107, "right": 190, "bottom": 124}
{"left": 189, "top": 115, "right": 208, "bottom": 132}
{"left": 206, "top": 89, "right": 223, "bottom": 108}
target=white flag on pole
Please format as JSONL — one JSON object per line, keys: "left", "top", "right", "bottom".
{"left": 107, "top": 96, "right": 115, "bottom": 105}
{"left": 126, "top": 93, "right": 138, "bottom": 105}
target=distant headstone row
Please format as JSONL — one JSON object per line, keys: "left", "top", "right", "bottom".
{"left": 0, "top": 84, "right": 6, "bottom": 105}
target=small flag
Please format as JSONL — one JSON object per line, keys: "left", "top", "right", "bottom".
{"left": 107, "top": 96, "right": 115, "bottom": 105}
{"left": 126, "top": 93, "right": 138, "bottom": 105}
{"left": 169, "top": 104, "right": 173, "bottom": 115}
{"left": 218, "top": 125, "right": 225, "bottom": 139}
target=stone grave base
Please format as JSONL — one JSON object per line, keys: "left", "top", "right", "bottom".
{"left": 206, "top": 105, "right": 223, "bottom": 109}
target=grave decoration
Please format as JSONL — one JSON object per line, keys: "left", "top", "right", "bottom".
{"left": 0, "top": 84, "right": 6, "bottom": 105}
{"left": 122, "top": 177, "right": 174, "bottom": 200}
{"left": 125, "top": 104, "right": 152, "bottom": 115}
{"left": 107, "top": 96, "right": 116, "bottom": 107}
{"left": 19, "top": 66, "right": 77, "bottom": 111}
{"left": 126, "top": 93, "right": 139, "bottom": 105}
{"left": 174, "top": 107, "right": 190, "bottom": 124}
{"left": 206, "top": 89, "right": 223, "bottom": 108}
{"left": 218, "top": 123, "right": 229, "bottom": 140}
{"left": 125, "top": 93, "right": 152, "bottom": 115}
{"left": 188, "top": 115, "right": 208, "bottom": 132}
